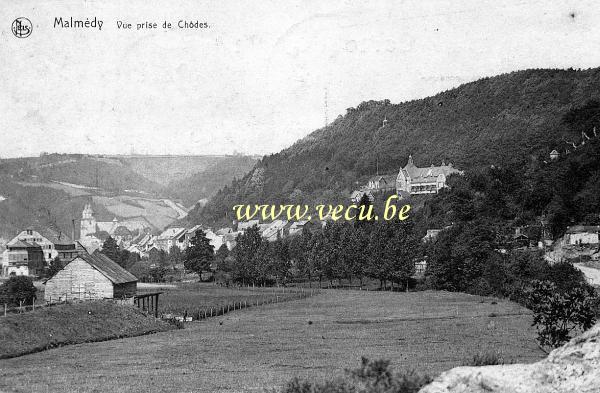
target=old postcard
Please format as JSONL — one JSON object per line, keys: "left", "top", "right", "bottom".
{"left": 1, "top": 1, "right": 599, "bottom": 392}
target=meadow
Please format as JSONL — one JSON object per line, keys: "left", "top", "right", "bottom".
{"left": 137, "top": 282, "right": 316, "bottom": 320}
{"left": 0, "top": 290, "right": 545, "bottom": 393}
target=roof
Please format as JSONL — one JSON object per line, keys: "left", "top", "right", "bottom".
{"left": 368, "top": 174, "right": 396, "bottom": 185}
{"left": 21, "top": 226, "right": 74, "bottom": 246}
{"left": 262, "top": 220, "right": 288, "bottom": 239}
{"left": 401, "top": 156, "right": 462, "bottom": 184}
{"left": 72, "top": 251, "right": 138, "bottom": 284}
{"left": 157, "top": 227, "right": 187, "bottom": 240}
{"left": 566, "top": 225, "right": 600, "bottom": 234}
{"left": 8, "top": 240, "right": 41, "bottom": 249}
{"left": 187, "top": 224, "right": 204, "bottom": 234}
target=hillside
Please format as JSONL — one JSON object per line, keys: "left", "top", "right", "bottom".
{"left": 0, "top": 301, "right": 174, "bottom": 359}
{"left": 165, "top": 155, "right": 258, "bottom": 205}
{"left": 189, "top": 68, "right": 600, "bottom": 226}
{"left": 0, "top": 154, "right": 257, "bottom": 241}
{"left": 117, "top": 154, "right": 258, "bottom": 188}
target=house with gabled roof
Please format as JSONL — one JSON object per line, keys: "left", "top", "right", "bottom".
{"left": 155, "top": 227, "right": 187, "bottom": 251}
{"left": 366, "top": 174, "right": 396, "bottom": 192}
{"left": 44, "top": 251, "right": 137, "bottom": 302}
{"left": 396, "top": 155, "right": 462, "bottom": 195}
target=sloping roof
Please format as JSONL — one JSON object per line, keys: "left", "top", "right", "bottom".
{"left": 400, "top": 155, "right": 462, "bottom": 184}
{"left": 262, "top": 220, "right": 288, "bottom": 239}
{"left": 567, "top": 225, "right": 600, "bottom": 234}
{"left": 403, "top": 164, "right": 461, "bottom": 183}
{"left": 8, "top": 240, "right": 38, "bottom": 249}
{"left": 157, "top": 227, "right": 187, "bottom": 240}
{"left": 368, "top": 174, "right": 396, "bottom": 185}
{"left": 74, "top": 251, "right": 138, "bottom": 284}
{"left": 23, "top": 225, "right": 74, "bottom": 245}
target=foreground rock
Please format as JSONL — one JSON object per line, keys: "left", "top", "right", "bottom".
{"left": 420, "top": 323, "right": 600, "bottom": 393}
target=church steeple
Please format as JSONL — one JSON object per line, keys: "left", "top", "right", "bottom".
{"left": 82, "top": 203, "right": 94, "bottom": 220}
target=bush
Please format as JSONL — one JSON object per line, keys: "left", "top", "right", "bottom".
{"left": 524, "top": 280, "right": 598, "bottom": 349}
{"left": 465, "top": 352, "right": 504, "bottom": 366}
{"left": 0, "top": 276, "right": 37, "bottom": 306}
{"left": 274, "top": 358, "right": 431, "bottom": 393}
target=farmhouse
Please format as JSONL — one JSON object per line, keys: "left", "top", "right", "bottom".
{"left": 45, "top": 251, "right": 137, "bottom": 302}
{"left": 4, "top": 227, "right": 77, "bottom": 264}
{"left": 1, "top": 240, "right": 44, "bottom": 277}
{"left": 366, "top": 174, "right": 397, "bottom": 192}
{"left": 155, "top": 227, "right": 187, "bottom": 251}
{"left": 566, "top": 225, "right": 600, "bottom": 246}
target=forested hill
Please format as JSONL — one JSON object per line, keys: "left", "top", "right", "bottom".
{"left": 190, "top": 67, "right": 600, "bottom": 226}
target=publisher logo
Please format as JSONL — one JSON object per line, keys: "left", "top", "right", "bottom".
{"left": 12, "top": 17, "right": 32, "bottom": 38}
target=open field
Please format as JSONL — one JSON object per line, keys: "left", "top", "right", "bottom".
{"left": 0, "top": 290, "right": 544, "bottom": 393}
{"left": 138, "top": 282, "right": 315, "bottom": 319}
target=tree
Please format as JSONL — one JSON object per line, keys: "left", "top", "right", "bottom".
{"left": 168, "top": 245, "right": 183, "bottom": 270}
{"left": 0, "top": 276, "right": 37, "bottom": 306}
{"left": 214, "top": 244, "right": 229, "bottom": 270}
{"left": 47, "top": 256, "right": 64, "bottom": 279}
{"left": 184, "top": 230, "right": 214, "bottom": 278}
{"left": 232, "top": 225, "right": 262, "bottom": 284}
{"left": 525, "top": 280, "right": 597, "bottom": 349}
{"left": 148, "top": 266, "right": 168, "bottom": 282}
{"left": 101, "top": 236, "right": 119, "bottom": 262}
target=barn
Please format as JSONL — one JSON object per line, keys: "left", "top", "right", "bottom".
{"left": 45, "top": 251, "right": 138, "bottom": 302}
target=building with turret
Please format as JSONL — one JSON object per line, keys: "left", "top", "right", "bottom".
{"left": 396, "top": 155, "right": 462, "bottom": 195}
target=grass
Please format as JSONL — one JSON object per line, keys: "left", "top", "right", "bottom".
{"left": 138, "top": 282, "right": 316, "bottom": 320}
{"left": 0, "top": 290, "right": 545, "bottom": 393}
{"left": 0, "top": 301, "right": 174, "bottom": 359}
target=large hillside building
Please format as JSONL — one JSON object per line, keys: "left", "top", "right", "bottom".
{"left": 396, "top": 155, "right": 462, "bottom": 195}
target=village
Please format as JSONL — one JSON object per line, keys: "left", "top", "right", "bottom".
{"left": 1, "top": 147, "right": 599, "bottom": 308}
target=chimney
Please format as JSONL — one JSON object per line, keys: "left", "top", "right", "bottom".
{"left": 72, "top": 219, "right": 76, "bottom": 241}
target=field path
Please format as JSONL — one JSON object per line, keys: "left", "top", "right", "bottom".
{"left": 574, "top": 263, "right": 600, "bottom": 286}
{"left": 0, "top": 290, "right": 544, "bottom": 393}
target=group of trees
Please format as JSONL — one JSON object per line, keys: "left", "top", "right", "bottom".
{"left": 226, "top": 219, "right": 421, "bottom": 289}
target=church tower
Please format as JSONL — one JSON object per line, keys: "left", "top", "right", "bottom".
{"left": 80, "top": 203, "right": 97, "bottom": 240}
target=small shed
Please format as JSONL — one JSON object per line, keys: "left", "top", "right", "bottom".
{"left": 45, "top": 251, "right": 137, "bottom": 302}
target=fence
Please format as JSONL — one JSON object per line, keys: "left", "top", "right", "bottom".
{"left": 2, "top": 298, "right": 44, "bottom": 316}
{"left": 161, "top": 286, "right": 320, "bottom": 324}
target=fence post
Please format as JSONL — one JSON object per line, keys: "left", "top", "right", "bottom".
{"left": 4, "top": 303, "right": 6, "bottom": 317}
{"left": 32, "top": 298, "right": 35, "bottom": 311}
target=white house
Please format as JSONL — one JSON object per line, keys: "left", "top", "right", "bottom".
{"left": 566, "top": 226, "right": 600, "bottom": 246}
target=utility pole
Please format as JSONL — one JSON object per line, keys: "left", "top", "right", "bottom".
{"left": 324, "top": 88, "right": 328, "bottom": 130}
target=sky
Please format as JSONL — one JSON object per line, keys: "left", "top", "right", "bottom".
{"left": 1, "top": 0, "right": 600, "bottom": 158}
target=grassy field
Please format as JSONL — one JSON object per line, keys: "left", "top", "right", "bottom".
{"left": 0, "top": 301, "right": 174, "bottom": 359}
{"left": 0, "top": 290, "right": 545, "bottom": 393}
{"left": 138, "top": 282, "right": 316, "bottom": 320}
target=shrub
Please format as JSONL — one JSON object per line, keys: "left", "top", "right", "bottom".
{"left": 524, "top": 280, "right": 598, "bottom": 349}
{"left": 465, "top": 352, "right": 504, "bottom": 366}
{"left": 274, "top": 358, "right": 431, "bottom": 393}
{"left": 0, "top": 276, "right": 37, "bottom": 306}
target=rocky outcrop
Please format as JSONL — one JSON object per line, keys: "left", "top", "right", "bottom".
{"left": 419, "top": 323, "right": 600, "bottom": 393}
